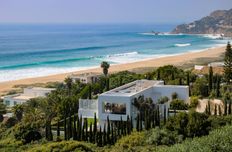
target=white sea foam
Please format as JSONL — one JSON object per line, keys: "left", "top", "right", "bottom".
{"left": 174, "top": 43, "right": 191, "bottom": 47}
{"left": 201, "top": 34, "right": 223, "bottom": 39}
{"left": 0, "top": 66, "right": 98, "bottom": 82}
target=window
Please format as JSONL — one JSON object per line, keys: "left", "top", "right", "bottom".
{"left": 14, "top": 101, "right": 17, "bottom": 105}
{"left": 103, "top": 102, "right": 126, "bottom": 115}
{"left": 4, "top": 100, "right": 10, "bottom": 106}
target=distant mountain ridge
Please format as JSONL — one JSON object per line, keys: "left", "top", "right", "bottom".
{"left": 172, "top": 9, "right": 232, "bottom": 37}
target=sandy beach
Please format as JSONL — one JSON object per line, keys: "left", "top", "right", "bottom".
{"left": 0, "top": 46, "right": 225, "bottom": 95}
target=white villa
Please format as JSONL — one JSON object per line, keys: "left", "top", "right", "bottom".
{"left": 2, "top": 87, "right": 55, "bottom": 107}
{"left": 69, "top": 72, "right": 102, "bottom": 84}
{"left": 79, "top": 79, "right": 189, "bottom": 127}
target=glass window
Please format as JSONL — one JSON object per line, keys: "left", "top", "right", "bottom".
{"left": 103, "top": 102, "right": 126, "bottom": 115}
{"left": 5, "top": 100, "right": 10, "bottom": 106}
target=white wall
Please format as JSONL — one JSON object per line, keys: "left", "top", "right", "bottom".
{"left": 153, "top": 85, "right": 189, "bottom": 102}
{"left": 23, "top": 88, "right": 53, "bottom": 97}
{"left": 3, "top": 95, "right": 27, "bottom": 107}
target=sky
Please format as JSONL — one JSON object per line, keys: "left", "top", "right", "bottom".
{"left": 0, "top": 0, "right": 232, "bottom": 24}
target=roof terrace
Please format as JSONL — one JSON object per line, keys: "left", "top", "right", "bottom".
{"left": 103, "top": 80, "right": 164, "bottom": 96}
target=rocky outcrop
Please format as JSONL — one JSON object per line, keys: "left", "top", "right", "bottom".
{"left": 172, "top": 9, "right": 232, "bottom": 37}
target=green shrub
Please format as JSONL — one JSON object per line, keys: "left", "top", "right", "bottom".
{"left": 111, "top": 131, "right": 145, "bottom": 151}
{"left": 189, "top": 96, "right": 199, "bottom": 108}
{"left": 145, "top": 128, "right": 182, "bottom": 146}
{"left": 157, "top": 125, "right": 232, "bottom": 152}
{"left": 4, "top": 117, "right": 17, "bottom": 128}
{"left": 170, "top": 99, "right": 188, "bottom": 110}
{"left": 27, "top": 141, "right": 97, "bottom": 152}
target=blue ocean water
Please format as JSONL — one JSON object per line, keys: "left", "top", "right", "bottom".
{"left": 0, "top": 24, "right": 227, "bottom": 82}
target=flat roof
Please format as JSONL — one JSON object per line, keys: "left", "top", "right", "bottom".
{"left": 70, "top": 72, "right": 102, "bottom": 78}
{"left": 26, "top": 87, "right": 55, "bottom": 91}
{"left": 101, "top": 80, "right": 164, "bottom": 96}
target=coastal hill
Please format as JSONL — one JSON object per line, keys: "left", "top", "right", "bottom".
{"left": 172, "top": 9, "right": 232, "bottom": 37}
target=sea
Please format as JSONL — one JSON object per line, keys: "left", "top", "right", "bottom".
{"left": 0, "top": 23, "right": 229, "bottom": 82}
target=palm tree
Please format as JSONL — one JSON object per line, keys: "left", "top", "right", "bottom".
{"left": 101, "top": 61, "right": 110, "bottom": 77}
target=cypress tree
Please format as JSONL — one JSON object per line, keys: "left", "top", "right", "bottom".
{"left": 76, "top": 115, "right": 80, "bottom": 140}
{"left": 130, "top": 116, "right": 133, "bottom": 132}
{"left": 157, "top": 106, "right": 160, "bottom": 127}
{"left": 97, "top": 126, "right": 102, "bottom": 147}
{"left": 103, "top": 124, "right": 106, "bottom": 146}
{"left": 209, "top": 66, "right": 213, "bottom": 93}
{"left": 179, "top": 78, "right": 182, "bottom": 85}
{"left": 64, "top": 112, "right": 67, "bottom": 140}
{"left": 164, "top": 105, "right": 166, "bottom": 125}
{"left": 216, "top": 75, "right": 221, "bottom": 97}
{"left": 79, "top": 115, "right": 83, "bottom": 141}
{"left": 81, "top": 119, "right": 85, "bottom": 141}
{"left": 208, "top": 100, "right": 211, "bottom": 115}
{"left": 85, "top": 118, "right": 88, "bottom": 141}
{"left": 152, "top": 110, "right": 156, "bottom": 128}
{"left": 214, "top": 104, "right": 217, "bottom": 116}
{"left": 224, "top": 101, "right": 228, "bottom": 116}
{"left": 205, "top": 105, "right": 208, "bottom": 115}
{"left": 89, "top": 123, "right": 93, "bottom": 143}
{"left": 93, "top": 113, "right": 97, "bottom": 143}
{"left": 73, "top": 114, "right": 77, "bottom": 140}
{"left": 224, "top": 42, "right": 232, "bottom": 84}
{"left": 219, "top": 105, "right": 222, "bottom": 116}
{"left": 57, "top": 120, "right": 60, "bottom": 139}
{"left": 111, "top": 123, "right": 114, "bottom": 145}
{"left": 107, "top": 116, "right": 111, "bottom": 144}
{"left": 171, "top": 71, "right": 175, "bottom": 80}
{"left": 186, "top": 72, "right": 190, "bottom": 86}
{"left": 88, "top": 85, "right": 92, "bottom": 99}
{"left": 229, "top": 101, "right": 231, "bottom": 115}
{"left": 139, "top": 113, "right": 143, "bottom": 131}
{"left": 117, "top": 121, "right": 121, "bottom": 137}
{"left": 136, "top": 113, "right": 139, "bottom": 131}
{"left": 106, "top": 78, "right": 110, "bottom": 91}
{"left": 157, "top": 69, "right": 160, "bottom": 80}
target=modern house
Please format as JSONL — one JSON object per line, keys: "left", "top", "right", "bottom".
{"left": 69, "top": 72, "right": 102, "bottom": 84}
{"left": 2, "top": 87, "right": 55, "bottom": 107}
{"left": 79, "top": 80, "right": 189, "bottom": 127}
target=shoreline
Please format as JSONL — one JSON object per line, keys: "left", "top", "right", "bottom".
{"left": 0, "top": 46, "right": 225, "bottom": 95}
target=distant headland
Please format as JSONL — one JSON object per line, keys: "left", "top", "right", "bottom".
{"left": 172, "top": 8, "right": 232, "bottom": 37}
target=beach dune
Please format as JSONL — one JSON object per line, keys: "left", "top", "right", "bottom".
{"left": 0, "top": 46, "right": 225, "bottom": 95}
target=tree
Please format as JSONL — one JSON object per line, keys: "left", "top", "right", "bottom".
{"left": 101, "top": 61, "right": 110, "bottom": 77}
{"left": 12, "top": 104, "right": 24, "bottom": 122}
{"left": 208, "top": 66, "right": 213, "bottom": 92}
{"left": 0, "top": 102, "right": 6, "bottom": 122}
{"left": 224, "top": 42, "right": 232, "bottom": 84}
{"left": 170, "top": 99, "right": 188, "bottom": 110}
{"left": 64, "top": 77, "right": 73, "bottom": 95}
{"left": 214, "top": 104, "right": 217, "bottom": 116}
{"left": 216, "top": 75, "right": 221, "bottom": 97}
{"left": 88, "top": 85, "right": 92, "bottom": 99}
{"left": 192, "top": 77, "right": 208, "bottom": 97}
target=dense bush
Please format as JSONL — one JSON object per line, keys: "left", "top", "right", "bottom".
{"left": 157, "top": 125, "right": 232, "bottom": 152}
{"left": 27, "top": 141, "right": 97, "bottom": 152}
{"left": 165, "top": 111, "right": 210, "bottom": 138}
{"left": 192, "top": 77, "right": 208, "bottom": 97}
{"left": 4, "top": 117, "right": 17, "bottom": 128}
{"left": 145, "top": 128, "right": 182, "bottom": 146}
{"left": 14, "top": 123, "right": 42, "bottom": 144}
{"left": 110, "top": 132, "right": 145, "bottom": 151}
{"left": 189, "top": 96, "right": 199, "bottom": 108}
{"left": 170, "top": 99, "right": 188, "bottom": 110}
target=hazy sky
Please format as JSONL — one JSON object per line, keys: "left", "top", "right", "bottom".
{"left": 0, "top": 0, "right": 232, "bottom": 24}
